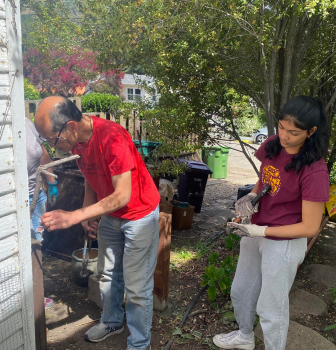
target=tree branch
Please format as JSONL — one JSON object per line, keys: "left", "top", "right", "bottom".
{"left": 325, "top": 88, "right": 336, "bottom": 114}
{"left": 297, "top": 50, "right": 336, "bottom": 95}
{"left": 280, "top": 15, "right": 297, "bottom": 109}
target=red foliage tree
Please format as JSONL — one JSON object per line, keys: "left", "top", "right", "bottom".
{"left": 23, "top": 48, "right": 124, "bottom": 97}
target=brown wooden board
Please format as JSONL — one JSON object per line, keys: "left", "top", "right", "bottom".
{"left": 305, "top": 215, "right": 329, "bottom": 258}
{"left": 31, "top": 239, "right": 47, "bottom": 350}
{"left": 153, "top": 212, "right": 172, "bottom": 311}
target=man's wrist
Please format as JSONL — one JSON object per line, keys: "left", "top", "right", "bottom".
{"left": 72, "top": 209, "right": 85, "bottom": 226}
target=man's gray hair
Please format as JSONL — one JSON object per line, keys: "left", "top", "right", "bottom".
{"left": 49, "top": 99, "right": 83, "bottom": 132}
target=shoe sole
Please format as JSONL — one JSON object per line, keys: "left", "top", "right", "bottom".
{"left": 213, "top": 337, "right": 255, "bottom": 350}
{"left": 85, "top": 326, "right": 124, "bottom": 343}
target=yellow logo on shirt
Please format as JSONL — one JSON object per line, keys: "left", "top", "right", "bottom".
{"left": 262, "top": 165, "right": 281, "bottom": 196}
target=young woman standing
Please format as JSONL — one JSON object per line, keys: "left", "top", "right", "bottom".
{"left": 213, "top": 96, "right": 330, "bottom": 350}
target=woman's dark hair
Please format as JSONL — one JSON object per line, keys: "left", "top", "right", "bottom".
{"left": 265, "top": 95, "right": 328, "bottom": 172}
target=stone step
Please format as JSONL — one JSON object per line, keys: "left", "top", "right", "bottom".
{"left": 304, "top": 264, "right": 336, "bottom": 289}
{"left": 255, "top": 320, "right": 336, "bottom": 350}
{"left": 289, "top": 286, "right": 328, "bottom": 318}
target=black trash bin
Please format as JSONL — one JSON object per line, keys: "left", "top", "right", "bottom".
{"left": 237, "top": 184, "right": 255, "bottom": 200}
{"left": 178, "top": 160, "right": 213, "bottom": 213}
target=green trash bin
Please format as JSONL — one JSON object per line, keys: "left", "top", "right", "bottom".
{"left": 133, "top": 140, "right": 162, "bottom": 162}
{"left": 203, "top": 146, "right": 230, "bottom": 179}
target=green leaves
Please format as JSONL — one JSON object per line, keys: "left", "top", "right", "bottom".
{"left": 172, "top": 327, "right": 183, "bottom": 335}
{"left": 201, "top": 235, "right": 240, "bottom": 305}
{"left": 22, "top": 0, "right": 81, "bottom": 53}
{"left": 24, "top": 78, "right": 40, "bottom": 100}
{"left": 328, "top": 286, "right": 336, "bottom": 302}
{"left": 218, "top": 280, "right": 227, "bottom": 293}
{"left": 222, "top": 311, "right": 236, "bottom": 322}
{"left": 23, "top": 0, "right": 336, "bottom": 172}
{"left": 323, "top": 324, "right": 336, "bottom": 331}
{"left": 207, "top": 285, "right": 217, "bottom": 301}
{"left": 81, "top": 93, "right": 131, "bottom": 119}
{"left": 208, "top": 252, "right": 219, "bottom": 265}
{"left": 205, "top": 265, "right": 216, "bottom": 279}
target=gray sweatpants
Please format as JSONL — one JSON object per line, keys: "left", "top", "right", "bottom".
{"left": 231, "top": 236, "right": 307, "bottom": 350}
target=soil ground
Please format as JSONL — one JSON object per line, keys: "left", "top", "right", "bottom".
{"left": 43, "top": 177, "right": 336, "bottom": 350}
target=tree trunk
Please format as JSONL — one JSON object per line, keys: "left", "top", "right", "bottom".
{"left": 280, "top": 16, "right": 297, "bottom": 109}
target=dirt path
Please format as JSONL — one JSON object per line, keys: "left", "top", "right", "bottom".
{"left": 43, "top": 177, "right": 336, "bottom": 349}
{"left": 44, "top": 181, "right": 241, "bottom": 350}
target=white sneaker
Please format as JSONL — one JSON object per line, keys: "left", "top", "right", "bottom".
{"left": 213, "top": 330, "right": 255, "bottom": 349}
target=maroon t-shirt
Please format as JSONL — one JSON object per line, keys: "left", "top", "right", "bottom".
{"left": 251, "top": 135, "right": 329, "bottom": 240}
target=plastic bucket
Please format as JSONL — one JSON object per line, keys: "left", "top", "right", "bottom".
{"left": 71, "top": 248, "right": 99, "bottom": 286}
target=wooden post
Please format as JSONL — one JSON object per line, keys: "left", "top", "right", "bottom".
{"left": 31, "top": 239, "right": 47, "bottom": 350}
{"left": 134, "top": 113, "right": 141, "bottom": 140}
{"left": 25, "top": 100, "right": 30, "bottom": 120}
{"left": 141, "top": 122, "right": 146, "bottom": 140}
{"left": 71, "top": 97, "right": 82, "bottom": 111}
{"left": 119, "top": 114, "right": 127, "bottom": 129}
{"left": 153, "top": 212, "right": 172, "bottom": 311}
{"left": 128, "top": 110, "right": 136, "bottom": 139}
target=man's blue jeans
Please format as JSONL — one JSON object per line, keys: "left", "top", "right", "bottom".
{"left": 97, "top": 206, "right": 159, "bottom": 350}
{"left": 29, "top": 190, "right": 47, "bottom": 242}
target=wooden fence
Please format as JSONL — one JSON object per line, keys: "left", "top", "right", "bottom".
{"left": 24, "top": 98, "right": 199, "bottom": 146}
{"left": 24, "top": 98, "right": 147, "bottom": 140}
{"left": 82, "top": 110, "right": 146, "bottom": 140}
{"left": 25, "top": 97, "right": 82, "bottom": 121}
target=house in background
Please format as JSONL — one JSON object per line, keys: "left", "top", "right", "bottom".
{"left": 121, "top": 74, "right": 157, "bottom": 103}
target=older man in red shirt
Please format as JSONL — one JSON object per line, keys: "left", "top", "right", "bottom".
{"left": 35, "top": 97, "right": 160, "bottom": 350}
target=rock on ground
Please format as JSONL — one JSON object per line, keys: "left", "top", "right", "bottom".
{"left": 255, "top": 320, "right": 336, "bottom": 350}
{"left": 289, "top": 286, "right": 328, "bottom": 318}
{"left": 304, "top": 264, "right": 336, "bottom": 289}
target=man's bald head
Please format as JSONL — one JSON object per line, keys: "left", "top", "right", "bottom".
{"left": 35, "top": 96, "right": 65, "bottom": 133}
{"left": 35, "top": 96, "right": 83, "bottom": 136}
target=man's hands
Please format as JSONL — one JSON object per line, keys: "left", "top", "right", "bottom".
{"left": 227, "top": 222, "right": 267, "bottom": 237}
{"left": 41, "top": 210, "right": 99, "bottom": 239}
{"left": 41, "top": 209, "right": 78, "bottom": 231}
{"left": 235, "top": 193, "right": 259, "bottom": 219}
{"left": 82, "top": 220, "right": 99, "bottom": 240}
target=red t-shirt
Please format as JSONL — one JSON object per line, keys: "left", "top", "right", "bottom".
{"left": 72, "top": 116, "right": 160, "bottom": 220}
{"left": 251, "top": 135, "right": 329, "bottom": 240}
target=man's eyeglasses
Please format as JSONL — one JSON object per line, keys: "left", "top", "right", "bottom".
{"left": 39, "top": 121, "right": 69, "bottom": 146}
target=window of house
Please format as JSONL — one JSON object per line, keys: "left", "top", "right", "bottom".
{"left": 127, "top": 88, "right": 142, "bottom": 101}
{"left": 134, "top": 89, "right": 141, "bottom": 100}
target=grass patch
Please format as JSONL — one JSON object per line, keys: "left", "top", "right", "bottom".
{"left": 170, "top": 240, "right": 211, "bottom": 271}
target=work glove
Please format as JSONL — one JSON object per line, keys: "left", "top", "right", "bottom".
{"left": 227, "top": 222, "right": 267, "bottom": 237}
{"left": 235, "top": 193, "right": 259, "bottom": 219}
{"left": 47, "top": 181, "right": 59, "bottom": 206}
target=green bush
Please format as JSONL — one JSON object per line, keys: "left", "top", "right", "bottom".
{"left": 81, "top": 92, "right": 131, "bottom": 115}
{"left": 235, "top": 114, "right": 265, "bottom": 137}
{"left": 24, "top": 78, "right": 40, "bottom": 100}
{"left": 330, "top": 163, "right": 336, "bottom": 185}
{"left": 201, "top": 234, "right": 240, "bottom": 303}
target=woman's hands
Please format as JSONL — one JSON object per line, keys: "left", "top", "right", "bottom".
{"left": 227, "top": 222, "right": 267, "bottom": 237}
{"left": 235, "top": 192, "right": 259, "bottom": 219}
